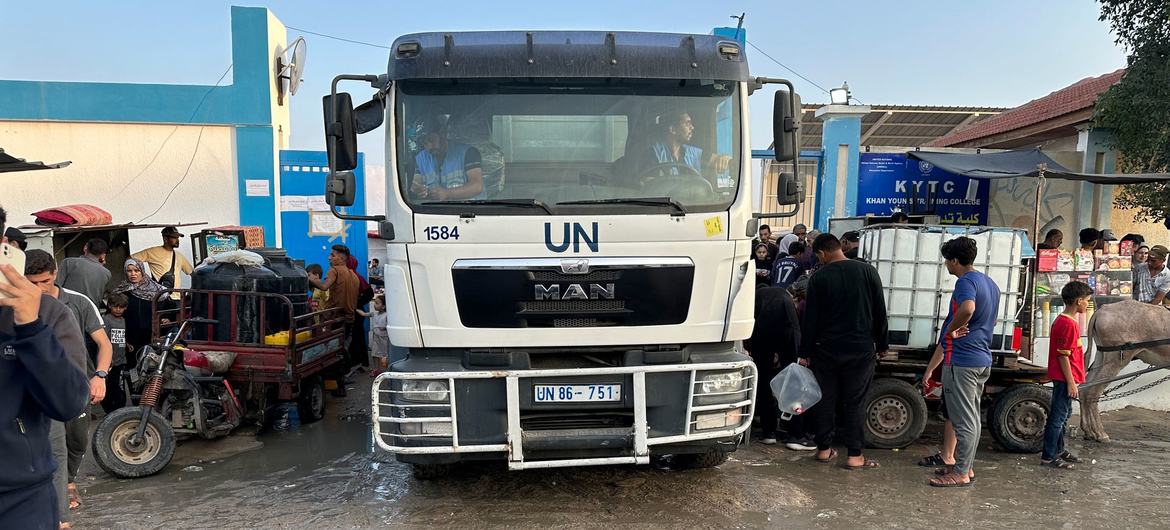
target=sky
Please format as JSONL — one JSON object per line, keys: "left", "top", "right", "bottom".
{"left": 0, "top": 0, "right": 1127, "bottom": 167}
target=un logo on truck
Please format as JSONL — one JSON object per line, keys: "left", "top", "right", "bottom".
{"left": 545, "top": 222, "right": 599, "bottom": 253}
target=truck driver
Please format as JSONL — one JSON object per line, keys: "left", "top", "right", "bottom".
{"left": 636, "top": 110, "right": 732, "bottom": 183}
{"left": 409, "top": 120, "right": 485, "bottom": 201}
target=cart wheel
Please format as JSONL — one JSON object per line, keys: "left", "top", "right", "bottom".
{"left": 864, "top": 378, "right": 928, "bottom": 449}
{"left": 91, "top": 406, "right": 176, "bottom": 479}
{"left": 990, "top": 384, "right": 1051, "bottom": 453}
{"left": 298, "top": 377, "right": 327, "bottom": 423}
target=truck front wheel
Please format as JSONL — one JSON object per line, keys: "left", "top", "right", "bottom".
{"left": 411, "top": 463, "right": 453, "bottom": 480}
{"left": 675, "top": 448, "right": 730, "bottom": 469}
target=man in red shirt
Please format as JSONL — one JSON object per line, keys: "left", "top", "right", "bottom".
{"left": 1041, "top": 281, "right": 1091, "bottom": 469}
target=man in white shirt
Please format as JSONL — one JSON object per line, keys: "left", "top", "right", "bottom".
{"left": 1146, "top": 246, "right": 1170, "bottom": 305}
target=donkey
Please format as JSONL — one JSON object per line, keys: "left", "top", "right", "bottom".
{"left": 1081, "top": 300, "right": 1170, "bottom": 442}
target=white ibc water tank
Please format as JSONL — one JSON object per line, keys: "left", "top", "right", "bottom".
{"left": 859, "top": 225, "right": 1025, "bottom": 351}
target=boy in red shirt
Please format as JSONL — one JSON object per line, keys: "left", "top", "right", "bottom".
{"left": 1041, "top": 281, "right": 1091, "bottom": 469}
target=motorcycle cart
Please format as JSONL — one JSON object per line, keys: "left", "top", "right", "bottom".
{"left": 92, "top": 290, "right": 348, "bottom": 478}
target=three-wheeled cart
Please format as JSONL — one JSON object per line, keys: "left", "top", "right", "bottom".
{"left": 153, "top": 289, "right": 349, "bottom": 423}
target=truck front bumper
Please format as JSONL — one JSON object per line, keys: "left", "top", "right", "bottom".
{"left": 371, "top": 360, "right": 757, "bottom": 470}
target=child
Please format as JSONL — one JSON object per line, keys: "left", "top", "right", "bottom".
{"left": 1041, "top": 280, "right": 1091, "bottom": 469}
{"left": 753, "top": 243, "right": 774, "bottom": 288}
{"left": 359, "top": 294, "right": 389, "bottom": 374}
{"left": 306, "top": 263, "right": 329, "bottom": 312}
{"left": 772, "top": 241, "right": 807, "bottom": 290}
{"left": 101, "top": 292, "right": 131, "bottom": 412}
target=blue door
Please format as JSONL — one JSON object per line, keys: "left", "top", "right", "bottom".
{"left": 278, "top": 150, "right": 368, "bottom": 279}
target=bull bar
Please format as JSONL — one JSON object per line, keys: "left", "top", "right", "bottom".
{"left": 371, "top": 360, "right": 758, "bottom": 470}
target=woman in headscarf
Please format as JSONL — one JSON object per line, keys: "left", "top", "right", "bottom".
{"left": 345, "top": 255, "right": 373, "bottom": 371}
{"left": 113, "top": 258, "right": 173, "bottom": 365}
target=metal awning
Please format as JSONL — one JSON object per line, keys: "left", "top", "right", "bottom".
{"left": 0, "top": 148, "right": 71, "bottom": 173}
{"left": 907, "top": 149, "right": 1170, "bottom": 184}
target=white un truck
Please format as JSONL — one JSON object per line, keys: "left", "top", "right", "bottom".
{"left": 320, "top": 31, "right": 802, "bottom": 478}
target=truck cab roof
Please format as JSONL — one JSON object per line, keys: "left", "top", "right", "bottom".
{"left": 387, "top": 31, "right": 749, "bottom": 82}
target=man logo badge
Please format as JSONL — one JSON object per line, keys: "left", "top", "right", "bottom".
{"left": 534, "top": 283, "right": 615, "bottom": 301}
{"left": 1, "top": 345, "right": 15, "bottom": 360}
{"left": 560, "top": 259, "right": 590, "bottom": 274}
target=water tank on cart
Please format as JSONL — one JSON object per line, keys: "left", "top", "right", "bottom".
{"left": 190, "top": 261, "right": 282, "bottom": 343}
{"left": 250, "top": 247, "right": 311, "bottom": 329}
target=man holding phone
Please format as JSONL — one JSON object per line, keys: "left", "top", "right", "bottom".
{"left": 0, "top": 206, "right": 91, "bottom": 529}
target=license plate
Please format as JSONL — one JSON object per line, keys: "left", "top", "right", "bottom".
{"left": 533, "top": 384, "right": 621, "bottom": 403}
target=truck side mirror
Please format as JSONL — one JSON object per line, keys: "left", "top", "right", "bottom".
{"left": 323, "top": 93, "right": 358, "bottom": 172}
{"left": 773, "top": 89, "right": 801, "bottom": 162}
{"left": 354, "top": 96, "right": 385, "bottom": 134}
{"left": 326, "top": 170, "right": 356, "bottom": 207}
{"left": 776, "top": 171, "right": 804, "bottom": 206}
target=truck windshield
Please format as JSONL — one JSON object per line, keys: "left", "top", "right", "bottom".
{"left": 395, "top": 78, "right": 741, "bottom": 214}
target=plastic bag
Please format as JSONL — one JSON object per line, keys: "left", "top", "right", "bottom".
{"left": 769, "top": 363, "right": 822, "bottom": 420}
{"left": 199, "top": 249, "right": 265, "bottom": 268}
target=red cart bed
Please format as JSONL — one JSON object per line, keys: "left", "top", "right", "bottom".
{"left": 153, "top": 289, "right": 349, "bottom": 401}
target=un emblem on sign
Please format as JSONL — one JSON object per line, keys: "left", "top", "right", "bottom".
{"left": 918, "top": 161, "right": 934, "bottom": 174}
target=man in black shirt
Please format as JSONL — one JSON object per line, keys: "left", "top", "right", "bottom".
{"left": 799, "top": 233, "right": 888, "bottom": 469}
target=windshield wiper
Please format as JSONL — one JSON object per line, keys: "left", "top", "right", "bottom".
{"left": 556, "top": 197, "right": 687, "bottom": 214}
{"left": 421, "top": 198, "right": 554, "bottom": 215}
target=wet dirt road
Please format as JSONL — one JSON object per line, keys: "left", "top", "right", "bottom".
{"left": 73, "top": 379, "right": 1170, "bottom": 529}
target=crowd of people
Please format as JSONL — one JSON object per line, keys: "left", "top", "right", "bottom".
{"left": 746, "top": 223, "right": 1097, "bottom": 486}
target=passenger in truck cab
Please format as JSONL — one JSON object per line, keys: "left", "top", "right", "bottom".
{"left": 637, "top": 111, "right": 731, "bottom": 182}
{"left": 409, "top": 120, "right": 485, "bottom": 201}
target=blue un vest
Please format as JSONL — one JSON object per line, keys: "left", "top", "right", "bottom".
{"left": 652, "top": 142, "right": 703, "bottom": 174}
{"left": 415, "top": 143, "right": 485, "bottom": 199}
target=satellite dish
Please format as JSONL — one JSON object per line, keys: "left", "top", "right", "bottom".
{"left": 275, "top": 37, "right": 307, "bottom": 105}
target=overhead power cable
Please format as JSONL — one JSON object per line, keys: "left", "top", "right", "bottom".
{"left": 286, "top": 25, "right": 390, "bottom": 49}
{"left": 745, "top": 39, "right": 863, "bottom": 104}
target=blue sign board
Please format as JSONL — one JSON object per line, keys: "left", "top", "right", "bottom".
{"left": 856, "top": 153, "right": 990, "bottom": 225}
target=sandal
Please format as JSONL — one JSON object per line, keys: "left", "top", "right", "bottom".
{"left": 1059, "top": 451, "right": 1081, "bottom": 463}
{"left": 917, "top": 452, "right": 949, "bottom": 467}
{"left": 815, "top": 448, "right": 837, "bottom": 463}
{"left": 67, "top": 483, "right": 82, "bottom": 510}
{"left": 1041, "top": 458, "right": 1075, "bottom": 470}
{"left": 841, "top": 458, "right": 880, "bottom": 470}
{"left": 929, "top": 472, "right": 973, "bottom": 488}
{"left": 933, "top": 466, "right": 976, "bottom": 482}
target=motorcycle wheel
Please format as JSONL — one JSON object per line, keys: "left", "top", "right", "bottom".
{"left": 91, "top": 406, "right": 177, "bottom": 478}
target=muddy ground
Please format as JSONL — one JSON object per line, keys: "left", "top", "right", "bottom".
{"left": 72, "top": 378, "right": 1170, "bottom": 529}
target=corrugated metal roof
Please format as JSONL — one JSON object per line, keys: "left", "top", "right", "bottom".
{"left": 798, "top": 105, "right": 1007, "bottom": 149}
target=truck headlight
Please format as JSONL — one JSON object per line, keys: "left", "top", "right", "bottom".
{"left": 401, "top": 380, "right": 450, "bottom": 402}
{"left": 697, "top": 370, "right": 746, "bottom": 395}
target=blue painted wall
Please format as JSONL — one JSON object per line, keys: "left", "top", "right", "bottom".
{"left": 278, "top": 150, "right": 368, "bottom": 280}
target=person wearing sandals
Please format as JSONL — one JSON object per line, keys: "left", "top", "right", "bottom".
{"left": 926, "top": 237, "right": 999, "bottom": 487}
{"left": 1041, "top": 281, "right": 1091, "bottom": 469}
{"left": 799, "top": 234, "right": 888, "bottom": 469}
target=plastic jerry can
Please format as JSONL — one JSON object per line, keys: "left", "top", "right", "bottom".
{"left": 769, "top": 364, "right": 823, "bottom": 420}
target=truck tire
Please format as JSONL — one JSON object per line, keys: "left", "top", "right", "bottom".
{"left": 91, "top": 406, "right": 177, "bottom": 479}
{"left": 990, "top": 384, "right": 1051, "bottom": 453}
{"left": 864, "top": 378, "right": 928, "bottom": 449}
{"left": 675, "top": 448, "right": 730, "bottom": 469}
{"left": 298, "top": 377, "right": 327, "bottom": 423}
{"left": 412, "top": 463, "right": 453, "bottom": 480}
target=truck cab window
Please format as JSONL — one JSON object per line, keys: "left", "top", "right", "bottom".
{"left": 396, "top": 79, "right": 741, "bottom": 214}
